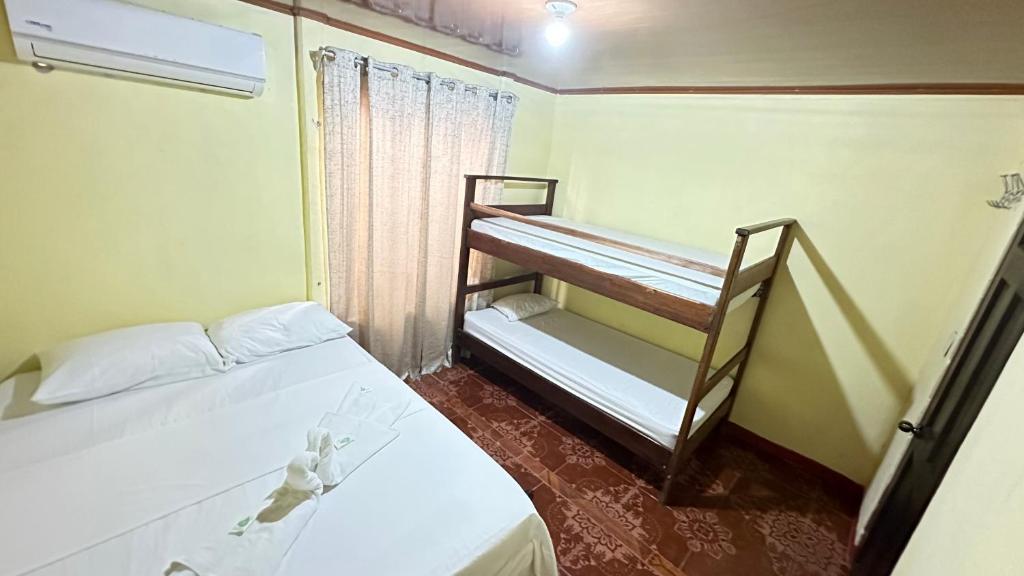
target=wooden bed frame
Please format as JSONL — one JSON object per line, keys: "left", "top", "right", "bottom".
{"left": 452, "top": 175, "right": 796, "bottom": 504}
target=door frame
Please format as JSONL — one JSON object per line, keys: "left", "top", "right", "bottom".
{"left": 852, "top": 216, "right": 1024, "bottom": 575}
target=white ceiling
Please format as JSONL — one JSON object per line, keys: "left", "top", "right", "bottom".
{"left": 298, "top": 0, "right": 1024, "bottom": 90}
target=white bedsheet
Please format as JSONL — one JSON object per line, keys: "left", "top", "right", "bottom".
{"left": 0, "top": 338, "right": 555, "bottom": 576}
{"left": 472, "top": 216, "right": 758, "bottom": 308}
{"left": 0, "top": 340, "right": 373, "bottom": 470}
{"left": 464, "top": 308, "right": 734, "bottom": 448}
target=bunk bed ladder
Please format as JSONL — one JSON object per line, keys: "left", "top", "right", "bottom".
{"left": 659, "top": 220, "right": 795, "bottom": 504}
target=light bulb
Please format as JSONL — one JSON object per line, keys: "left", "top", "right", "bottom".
{"left": 545, "top": 19, "right": 570, "bottom": 47}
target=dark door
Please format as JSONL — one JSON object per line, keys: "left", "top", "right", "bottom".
{"left": 853, "top": 217, "right": 1024, "bottom": 575}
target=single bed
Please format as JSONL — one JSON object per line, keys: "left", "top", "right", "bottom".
{"left": 0, "top": 338, "right": 556, "bottom": 576}
{"left": 464, "top": 307, "right": 734, "bottom": 448}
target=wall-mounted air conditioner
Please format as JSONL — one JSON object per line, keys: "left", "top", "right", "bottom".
{"left": 3, "top": 0, "right": 267, "bottom": 97}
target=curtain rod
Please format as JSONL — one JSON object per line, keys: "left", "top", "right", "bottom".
{"left": 310, "top": 47, "right": 513, "bottom": 101}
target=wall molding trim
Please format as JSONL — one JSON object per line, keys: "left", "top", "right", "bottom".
{"left": 558, "top": 83, "right": 1024, "bottom": 96}
{"left": 238, "top": 0, "right": 1024, "bottom": 97}
{"left": 237, "top": 0, "right": 295, "bottom": 17}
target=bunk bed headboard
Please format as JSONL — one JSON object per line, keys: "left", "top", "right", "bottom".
{"left": 453, "top": 175, "right": 559, "bottom": 353}
{"left": 463, "top": 175, "right": 558, "bottom": 216}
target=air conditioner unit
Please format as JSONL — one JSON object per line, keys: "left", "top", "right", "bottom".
{"left": 3, "top": 0, "right": 267, "bottom": 97}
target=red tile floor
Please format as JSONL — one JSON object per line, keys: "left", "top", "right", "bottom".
{"left": 407, "top": 363, "right": 856, "bottom": 576}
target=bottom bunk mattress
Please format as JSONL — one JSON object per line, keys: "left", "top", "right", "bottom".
{"left": 464, "top": 307, "right": 734, "bottom": 449}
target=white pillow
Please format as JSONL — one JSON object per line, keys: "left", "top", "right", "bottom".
{"left": 207, "top": 301, "right": 352, "bottom": 365}
{"left": 490, "top": 293, "right": 557, "bottom": 321}
{"left": 33, "top": 322, "right": 227, "bottom": 405}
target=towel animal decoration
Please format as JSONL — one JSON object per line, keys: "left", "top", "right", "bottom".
{"left": 167, "top": 385, "right": 410, "bottom": 576}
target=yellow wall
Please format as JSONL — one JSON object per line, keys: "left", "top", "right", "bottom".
{"left": 893, "top": 334, "right": 1024, "bottom": 575}
{"left": 294, "top": 17, "right": 557, "bottom": 304}
{"left": 2, "top": 0, "right": 1022, "bottom": 490}
{"left": 0, "top": 0, "right": 556, "bottom": 380}
{"left": 0, "top": 0, "right": 307, "bottom": 379}
{"left": 546, "top": 95, "right": 1024, "bottom": 484}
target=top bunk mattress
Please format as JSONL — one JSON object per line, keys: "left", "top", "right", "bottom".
{"left": 463, "top": 307, "right": 734, "bottom": 448}
{"left": 471, "top": 215, "right": 756, "bottom": 307}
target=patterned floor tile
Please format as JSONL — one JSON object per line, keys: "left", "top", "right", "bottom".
{"left": 407, "top": 365, "right": 855, "bottom": 576}
{"left": 531, "top": 483, "right": 663, "bottom": 576}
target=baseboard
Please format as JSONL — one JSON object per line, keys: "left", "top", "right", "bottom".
{"left": 720, "top": 422, "right": 864, "bottom": 513}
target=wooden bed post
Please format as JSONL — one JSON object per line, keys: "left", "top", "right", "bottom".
{"left": 659, "top": 222, "right": 795, "bottom": 504}
{"left": 533, "top": 180, "right": 557, "bottom": 295}
{"left": 726, "top": 224, "right": 794, "bottom": 409}
{"left": 452, "top": 176, "right": 478, "bottom": 364}
{"left": 543, "top": 179, "right": 557, "bottom": 216}
{"left": 660, "top": 233, "right": 749, "bottom": 504}
{"left": 452, "top": 175, "right": 560, "bottom": 364}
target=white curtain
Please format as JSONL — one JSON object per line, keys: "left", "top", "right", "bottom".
{"left": 322, "top": 49, "right": 517, "bottom": 379}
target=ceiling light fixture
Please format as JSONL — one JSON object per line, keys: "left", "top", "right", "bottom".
{"left": 544, "top": 0, "right": 577, "bottom": 48}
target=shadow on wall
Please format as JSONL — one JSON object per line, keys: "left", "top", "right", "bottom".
{"left": 735, "top": 255, "right": 870, "bottom": 482}
{"left": 0, "top": 371, "right": 52, "bottom": 422}
{"left": 797, "top": 228, "right": 913, "bottom": 399}
{"left": 554, "top": 222, "right": 915, "bottom": 483}
{"left": 2, "top": 357, "right": 40, "bottom": 387}
{"left": 734, "top": 225, "right": 914, "bottom": 483}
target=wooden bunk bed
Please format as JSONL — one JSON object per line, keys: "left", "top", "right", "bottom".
{"left": 452, "top": 175, "right": 796, "bottom": 504}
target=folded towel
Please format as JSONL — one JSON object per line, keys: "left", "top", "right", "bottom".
{"left": 167, "top": 394, "right": 403, "bottom": 575}
{"left": 307, "top": 412, "right": 399, "bottom": 487}
{"left": 336, "top": 383, "right": 413, "bottom": 427}
{"left": 166, "top": 480, "right": 319, "bottom": 576}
